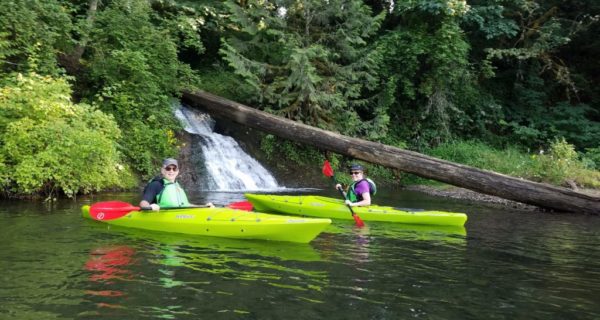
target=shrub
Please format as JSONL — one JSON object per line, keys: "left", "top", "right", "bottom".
{"left": 581, "top": 147, "right": 600, "bottom": 170}
{"left": 428, "top": 139, "right": 600, "bottom": 189}
{"left": 0, "top": 73, "right": 135, "bottom": 198}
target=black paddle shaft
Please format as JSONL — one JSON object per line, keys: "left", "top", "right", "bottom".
{"left": 335, "top": 183, "right": 357, "bottom": 216}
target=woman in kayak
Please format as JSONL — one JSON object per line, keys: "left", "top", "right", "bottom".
{"left": 140, "top": 158, "right": 213, "bottom": 210}
{"left": 335, "top": 164, "right": 376, "bottom": 207}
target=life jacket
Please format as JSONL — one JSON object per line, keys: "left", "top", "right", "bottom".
{"left": 145, "top": 177, "right": 190, "bottom": 207}
{"left": 347, "top": 178, "right": 377, "bottom": 202}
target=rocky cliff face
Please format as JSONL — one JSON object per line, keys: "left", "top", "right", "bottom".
{"left": 174, "top": 131, "right": 201, "bottom": 189}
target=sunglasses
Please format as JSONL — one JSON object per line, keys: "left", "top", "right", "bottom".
{"left": 350, "top": 171, "right": 362, "bottom": 175}
{"left": 164, "top": 166, "right": 178, "bottom": 172}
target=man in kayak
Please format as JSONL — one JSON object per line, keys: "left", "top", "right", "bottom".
{"left": 140, "top": 158, "right": 213, "bottom": 210}
{"left": 335, "top": 164, "right": 376, "bottom": 207}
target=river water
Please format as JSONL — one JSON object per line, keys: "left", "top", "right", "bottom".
{"left": 1, "top": 189, "right": 599, "bottom": 319}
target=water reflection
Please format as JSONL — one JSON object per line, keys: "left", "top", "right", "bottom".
{"left": 135, "top": 231, "right": 328, "bottom": 288}
{"left": 310, "top": 221, "right": 471, "bottom": 313}
{"left": 84, "top": 245, "right": 134, "bottom": 314}
{"left": 324, "top": 222, "right": 466, "bottom": 244}
{"left": 82, "top": 228, "right": 331, "bottom": 317}
{"left": 85, "top": 246, "right": 135, "bottom": 283}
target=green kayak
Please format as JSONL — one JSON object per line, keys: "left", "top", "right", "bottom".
{"left": 81, "top": 205, "right": 331, "bottom": 243}
{"left": 244, "top": 194, "right": 468, "bottom": 227}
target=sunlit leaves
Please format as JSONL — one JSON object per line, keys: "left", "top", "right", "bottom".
{"left": 0, "top": 0, "right": 73, "bottom": 75}
{"left": 0, "top": 73, "right": 134, "bottom": 198}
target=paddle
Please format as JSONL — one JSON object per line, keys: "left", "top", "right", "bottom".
{"left": 322, "top": 160, "right": 365, "bottom": 227}
{"left": 89, "top": 200, "right": 251, "bottom": 221}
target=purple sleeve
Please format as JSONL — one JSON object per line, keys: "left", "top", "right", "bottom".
{"left": 354, "top": 180, "right": 370, "bottom": 195}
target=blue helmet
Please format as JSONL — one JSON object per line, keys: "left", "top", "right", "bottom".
{"left": 349, "top": 164, "right": 364, "bottom": 172}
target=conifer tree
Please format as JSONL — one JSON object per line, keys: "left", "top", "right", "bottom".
{"left": 220, "top": 0, "right": 387, "bottom": 137}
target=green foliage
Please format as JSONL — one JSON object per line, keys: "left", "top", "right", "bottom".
{"left": 465, "top": 1, "right": 600, "bottom": 151}
{"left": 394, "top": 0, "right": 470, "bottom": 18}
{"left": 260, "top": 134, "right": 322, "bottom": 165}
{"left": 0, "top": 0, "right": 73, "bottom": 75}
{"left": 150, "top": 0, "right": 206, "bottom": 54}
{"left": 220, "top": 0, "right": 387, "bottom": 137}
{"left": 498, "top": 73, "right": 600, "bottom": 149}
{"left": 376, "top": 1, "right": 475, "bottom": 148}
{"left": 0, "top": 32, "right": 16, "bottom": 70}
{"left": 537, "top": 138, "right": 578, "bottom": 182}
{"left": 0, "top": 73, "right": 135, "bottom": 198}
{"left": 428, "top": 139, "right": 600, "bottom": 189}
{"left": 520, "top": 138, "right": 600, "bottom": 188}
{"left": 479, "top": 1, "right": 593, "bottom": 90}
{"left": 196, "top": 66, "right": 255, "bottom": 101}
{"left": 428, "top": 140, "right": 528, "bottom": 175}
{"left": 82, "top": 0, "right": 199, "bottom": 177}
{"left": 463, "top": 3, "right": 520, "bottom": 40}
{"left": 581, "top": 147, "right": 600, "bottom": 170}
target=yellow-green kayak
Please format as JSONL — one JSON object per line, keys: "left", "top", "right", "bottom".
{"left": 81, "top": 205, "right": 331, "bottom": 243}
{"left": 244, "top": 194, "right": 468, "bottom": 227}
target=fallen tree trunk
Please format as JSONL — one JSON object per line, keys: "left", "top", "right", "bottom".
{"left": 182, "top": 90, "right": 600, "bottom": 215}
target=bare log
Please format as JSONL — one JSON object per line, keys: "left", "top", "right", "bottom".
{"left": 182, "top": 90, "right": 600, "bottom": 215}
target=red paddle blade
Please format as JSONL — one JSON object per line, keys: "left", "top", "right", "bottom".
{"left": 89, "top": 201, "right": 140, "bottom": 220}
{"left": 353, "top": 215, "right": 365, "bottom": 227}
{"left": 227, "top": 201, "right": 253, "bottom": 211}
{"left": 322, "top": 160, "right": 334, "bottom": 177}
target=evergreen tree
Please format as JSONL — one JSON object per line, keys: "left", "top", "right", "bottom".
{"left": 220, "top": 0, "right": 387, "bottom": 137}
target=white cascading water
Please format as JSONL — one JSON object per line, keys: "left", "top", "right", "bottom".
{"left": 174, "top": 105, "right": 282, "bottom": 191}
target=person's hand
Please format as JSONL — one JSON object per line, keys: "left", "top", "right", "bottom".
{"left": 206, "top": 202, "right": 215, "bottom": 208}
{"left": 335, "top": 183, "right": 342, "bottom": 190}
{"left": 344, "top": 200, "right": 353, "bottom": 206}
{"left": 150, "top": 204, "right": 160, "bottom": 211}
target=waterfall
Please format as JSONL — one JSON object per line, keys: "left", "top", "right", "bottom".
{"left": 174, "top": 104, "right": 282, "bottom": 191}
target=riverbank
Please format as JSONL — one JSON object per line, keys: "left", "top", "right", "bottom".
{"left": 405, "top": 184, "right": 600, "bottom": 212}
{"left": 404, "top": 185, "right": 540, "bottom": 211}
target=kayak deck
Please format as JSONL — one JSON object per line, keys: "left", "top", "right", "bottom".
{"left": 82, "top": 205, "right": 331, "bottom": 243}
{"left": 244, "top": 194, "right": 468, "bottom": 227}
